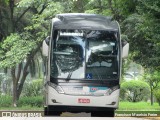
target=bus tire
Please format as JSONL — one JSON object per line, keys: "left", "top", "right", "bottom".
{"left": 91, "top": 110, "right": 114, "bottom": 117}
{"left": 44, "top": 107, "right": 48, "bottom": 116}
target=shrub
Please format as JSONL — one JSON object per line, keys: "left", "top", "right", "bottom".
{"left": 0, "top": 95, "right": 12, "bottom": 107}
{"left": 0, "top": 95, "right": 43, "bottom": 107}
{"left": 18, "top": 96, "right": 43, "bottom": 107}
{"left": 120, "top": 80, "right": 150, "bottom": 102}
{"left": 22, "top": 79, "right": 43, "bottom": 97}
{"left": 154, "top": 89, "right": 160, "bottom": 106}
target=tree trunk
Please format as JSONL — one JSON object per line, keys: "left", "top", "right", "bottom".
{"left": 37, "top": 58, "right": 41, "bottom": 78}
{"left": 108, "top": 0, "right": 114, "bottom": 13}
{"left": 11, "top": 67, "right": 18, "bottom": 107}
{"left": 151, "top": 89, "right": 154, "bottom": 106}
{"left": 133, "top": 92, "right": 136, "bottom": 102}
{"left": 9, "top": 0, "right": 15, "bottom": 32}
{"left": 98, "top": 0, "right": 102, "bottom": 13}
{"left": 17, "top": 58, "right": 31, "bottom": 100}
{"left": 11, "top": 61, "right": 30, "bottom": 107}
{"left": 13, "top": 80, "right": 18, "bottom": 107}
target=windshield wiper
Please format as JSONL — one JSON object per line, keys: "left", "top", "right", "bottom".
{"left": 66, "top": 72, "right": 73, "bottom": 81}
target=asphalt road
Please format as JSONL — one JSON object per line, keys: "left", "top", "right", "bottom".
{"left": 61, "top": 112, "right": 91, "bottom": 117}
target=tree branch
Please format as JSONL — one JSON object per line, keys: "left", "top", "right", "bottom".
{"left": 9, "top": 0, "right": 15, "bottom": 32}
{"left": 15, "top": 7, "right": 31, "bottom": 25}
{"left": 108, "top": 0, "right": 114, "bottom": 13}
{"left": 17, "top": 57, "right": 30, "bottom": 99}
{"left": 38, "top": 4, "right": 48, "bottom": 15}
{"left": 11, "top": 67, "right": 17, "bottom": 83}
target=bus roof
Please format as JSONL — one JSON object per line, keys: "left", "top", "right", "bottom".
{"left": 52, "top": 13, "right": 119, "bottom": 31}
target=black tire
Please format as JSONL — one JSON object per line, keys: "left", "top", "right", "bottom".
{"left": 44, "top": 107, "right": 62, "bottom": 116}
{"left": 91, "top": 111, "right": 114, "bottom": 117}
{"left": 44, "top": 107, "right": 48, "bottom": 116}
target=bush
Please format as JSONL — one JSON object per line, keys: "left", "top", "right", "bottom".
{"left": 120, "top": 80, "right": 150, "bottom": 102}
{"left": 0, "top": 95, "right": 12, "bottom": 107}
{"left": 18, "top": 96, "right": 43, "bottom": 107}
{"left": 0, "top": 95, "right": 43, "bottom": 107}
{"left": 22, "top": 79, "right": 43, "bottom": 97}
{"left": 154, "top": 89, "right": 160, "bottom": 106}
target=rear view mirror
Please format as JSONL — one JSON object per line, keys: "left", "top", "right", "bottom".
{"left": 42, "top": 36, "right": 50, "bottom": 57}
{"left": 122, "top": 40, "right": 129, "bottom": 58}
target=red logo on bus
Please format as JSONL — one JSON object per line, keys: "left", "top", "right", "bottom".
{"left": 78, "top": 98, "right": 90, "bottom": 103}
{"left": 91, "top": 88, "right": 98, "bottom": 91}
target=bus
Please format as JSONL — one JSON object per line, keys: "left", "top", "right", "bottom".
{"left": 42, "top": 13, "right": 129, "bottom": 117}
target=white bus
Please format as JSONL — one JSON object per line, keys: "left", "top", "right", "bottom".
{"left": 42, "top": 13, "right": 129, "bottom": 117}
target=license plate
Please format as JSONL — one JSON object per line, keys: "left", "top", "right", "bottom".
{"left": 78, "top": 98, "right": 90, "bottom": 103}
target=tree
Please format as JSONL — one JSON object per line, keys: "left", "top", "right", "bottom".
{"left": 121, "top": 0, "right": 160, "bottom": 105}
{"left": 121, "top": 80, "right": 150, "bottom": 102}
{"left": 0, "top": 0, "right": 61, "bottom": 107}
{"left": 0, "top": 0, "right": 159, "bottom": 107}
{"left": 0, "top": 0, "right": 10, "bottom": 41}
{"left": 144, "top": 71, "right": 160, "bottom": 105}
{"left": 154, "top": 89, "right": 160, "bottom": 106}
{"left": 0, "top": 33, "right": 41, "bottom": 107}
{"left": 0, "top": 0, "right": 33, "bottom": 106}
{"left": 121, "top": 0, "right": 160, "bottom": 70}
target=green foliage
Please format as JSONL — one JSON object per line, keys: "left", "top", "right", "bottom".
{"left": 0, "top": 33, "right": 36, "bottom": 68}
{"left": 121, "top": 80, "right": 150, "bottom": 102}
{"left": 0, "top": 0, "right": 160, "bottom": 108}
{"left": 84, "top": 0, "right": 112, "bottom": 16}
{"left": 22, "top": 79, "right": 43, "bottom": 97}
{"left": 0, "top": 95, "right": 12, "bottom": 107}
{"left": 0, "top": 0, "right": 61, "bottom": 107}
{"left": 122, "top": 0, "right": 160, "bottom": 70}
{"left": 17, "top": 0, "right": 53, "bottom": 9}
{"left": 119, "top": 101, "right": 160, "bottom": 110}
{"left": 0, "top": 73, "right": 12, "bottom": 95}
{"left": 154, "top": 89, "right": 160, "bottom": 106}
{"left": 1, "top": 0, "right": 65, "bottom": 68}
{"left": 144, "top": 70, "right": 160, "bottom": 90}
{"left": 18, "top": 96, "right": 43, "bottom": 107}
{"left": 143, "top": 70, "right": 160, "bottom": 105}
{"left": 0, "top": 95, "right": 43, "bottom": 107}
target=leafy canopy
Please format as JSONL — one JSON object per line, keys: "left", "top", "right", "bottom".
{"left": 0, "top": 33, "right": 36, "bottom": 68}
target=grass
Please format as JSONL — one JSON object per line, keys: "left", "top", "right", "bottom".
{"left": 0, "top": 95, "right": 43, "bottom": 110}
{"left": 118, "top": 101, "right": 160, "bottom": 111}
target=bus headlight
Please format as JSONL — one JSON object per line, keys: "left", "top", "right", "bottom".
{"left": 105, "top": 85, "right": 119, "bottom": 96}
{"left": 47, "top": 82, "right": 65, "bottom": 94}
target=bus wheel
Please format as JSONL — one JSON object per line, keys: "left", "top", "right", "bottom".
{"left": 44, "top": 107, "right": 48, "bottom": 116}
{"left": 91, "top": 111, "right": 114, "bottom": 117}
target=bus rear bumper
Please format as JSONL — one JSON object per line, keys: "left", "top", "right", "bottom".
{"left": 45, "top": 105, "right": 116, "bottom": 112}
